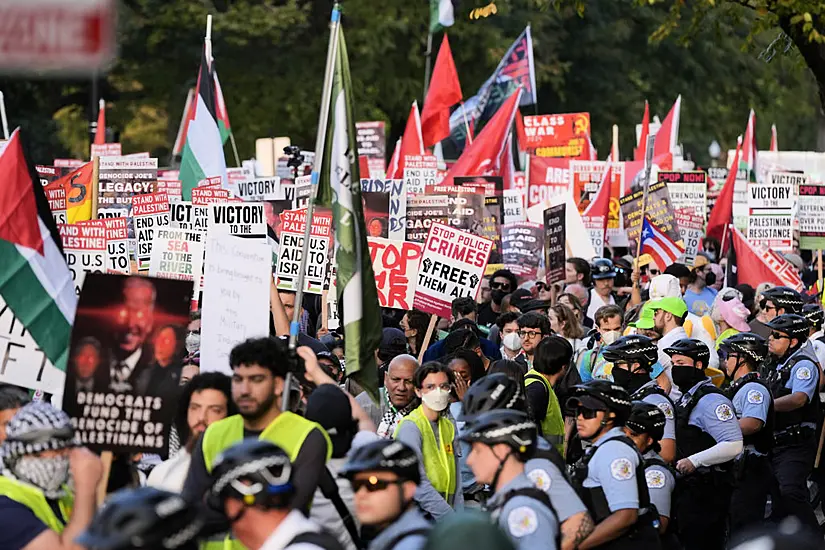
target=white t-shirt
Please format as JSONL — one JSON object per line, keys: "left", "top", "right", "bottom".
{"left": 145, "top": 450, "right": 191, "bottom": 493}
{"left": 586, "top": 288, "right": 615, "bottom": 321}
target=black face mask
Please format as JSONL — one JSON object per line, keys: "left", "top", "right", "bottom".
{"left": 612, "top": 368, "right": 650, "bottom": 395}
{"left": 491, "top": 289, "right": 507, "bottom": 305}
{"left": 705, "top": 272, "right": 717, "bottom": 286}
{"left": 671, "top": 365, "right": 707, "bottom": 393}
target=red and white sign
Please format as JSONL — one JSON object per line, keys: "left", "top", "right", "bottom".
{"left": 90, "top": 142, "right": 122, "bottom": 158}
{"left": 275, "top": 209, "right": 332, "bottom": 294}
{"left": 368, "top": 238, "right": 423, "bottom": 310}
{"left": 102, "top": 216, "right": 130, "bottom": 274}
{"left": 54, "top": 158, "right": 85, "bottom": 168}
{"left": 527, "top": 156, "right": 570, "bottom": 208}
{"left": 58, "top": 220, "right": 107, "bottom": 294}
{"left": 44, "top": 180, "right": 67, "bottom": 224}
{"left": 192, "top": 187, "right": 231, "bottom": 206}
{"left": 133, "top": 192, "right": 170, "bottom": 270}
{"left": 523, "top": 113, "right": 591, "bottom": 159}
{"left": 156, "top": 178, "right": 182, "bottom": 201}
{"left": 403, "top": 155, "right": 437, "bottom": 195}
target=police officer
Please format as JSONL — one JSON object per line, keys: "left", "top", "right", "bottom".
{"left": 717, "top": 332, "right": 774, "bottom": 533}
{"left": 460, "top": 374, "right": 593, "bottom": 550}
{"left": 206, "top": 440, "right": 343, "bottom": 550}
{"left": 801, "top": 304, "right": 825, "bottom": 382}
{"left": 339, "top": 439, "right": 432, "bottom": 550}
{"left": 76, "top": 487, "right": 205, "bottom": 550}
{"left": 664, "top": 338, "right": 743, "bottom": 550}
{"left": 764, "top": 313, "right": 821, "bottom": 530}
{"left": 460, "top": 409, "right": 560, "bottom": 550}
{"left": 566, "top": 380, "right": 661, "bottom": 549}
{"left": 603, "top": 335, "right": 676, "bottom": 463}
{"left": 622, "top": 401, "right": 678, "bottom": 550}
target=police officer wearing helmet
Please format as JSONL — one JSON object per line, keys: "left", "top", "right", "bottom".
{"left": 622, "top": 402, "right": 678, "bottom": 549}
{"left": 763, "top": 313, "right": 821, "bottom": 530}
{"left": 717, "top": 332, "right": 774, "bottom": 533}
{"left": 587, "top": 259, "right": 618, "bottom": 321}
{"left": 801, "top": 304, "right": 825, "bottom": 384}
{"left": 339, "top": 439, "right": 431, "bottom": 550}
{"left": 663, "top": 338, "right": 742, "bottom": 550}
{"left": 76, "top": 487, "right": 205, "bottom": 550}
{"left": 566, "top": 380, "right": 661, "bottom": 549}
{"left": 460, "top": 374, "right": 593, "bottom": 550}
{"left": 206, "top": 439, "right": 342, "bottom": 550}
{"left": 460, "top": 409, "right": 561, "bottom": 550}
{"left": 602, "top": 335, "right": 676, "bottom": 463}
{"left": 751, "top": 287, "right": 804, "bottom": 338}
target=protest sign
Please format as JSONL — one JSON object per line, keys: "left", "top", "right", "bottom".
{"left": 368, "top": 238, "right": 423, "bottom": 310}
{"left": 543, "top": 205, "right": 566, "bottom": 284}
{"left": 197, "top": 176, "right": 223, "bottom": 187}
{"left": 799, "top": 181, "right": 825, "bottom": 249}
{"left": 55, "top": 159, "right": 86, "bottom": 169}
{"left": 481, "top": 195, "right": 504, "bottom": 270}
{"left": 149, "top": 229, "right": 205, "bottom": 281}
{"left": 63, "top": 274, "right": 192, "bottom": 455}
{"left": 659, "top": 171, "right": 707, "bottom": 220}
{"left": 503, "top": 189, "right": 526, "bottom": 224}
{"left": 169, "top": 201, "right": 208, "bottom": 232}
{"left": 413, "top": 223, "right": 493, "bottom": 318}
{"left": 36, "top": 165, "right": 67, "bottom": 186}
{"left": 292, "top": 175, "right": 314, "bottom": 209}
{"left": 444, "top": 191, "right": 485, "bottom": 233}
{"left": 580, "top": 216, "right": 605, "bottom": 258}
{"left": 674, "top": 210, "right": 705, "bottom": 265}
{"left": 362, "top": 179, "right": 407, "bottom": 240}
{"left": 236, "top": 177, "right": 284, "bottom": 201}
{"left": 91, "top": 142, "right": 122, "bottom": 158}
{"left": 97, "top": 156, "right": 158, "bottom": 232}
{"left": 747, "top": 172, "right": 799, "bottom": 251}
{"left": 502, "top": 223, "right": 544, "bottom": 284}
{"left": 132, "top": 192, "right": 170, "bottom": 270}
{"left": 362, "top": 190, "right": 391, "bottom": 238}
{"left": 58, "top": 222, "right": 107, "bottom": 295}
{"left": 156, "top": 178, "right": 182, "bottom": 202}
{"left": 620, "top": 181, "right": 681, "bottom": 251}
{"left": 192, "top": 186, "right": 231, "bottom": 205}
{"left": 209, "top": 203, "right": 266, "bottom": 240}
{"left": 732, "top": 164, "right": 750, "bottom": 230}
{"left": 523, "top": 113, "right": 591, "bottom": 159}
{"left": 275, "top": 209, "right": 332, "bottom": 294}
{"left": 356, "top": 121, "right": 387, "bottom": 179}
{"left": 44, "top": 180, "right": 67, "bottom": 224}
{"left": 527, "top": 156, "right": 571, "bottom": 208}
{"left": 201, "top": 236, "right": 271, "bottom": 376}
{"left": 406, "top": 195, "right": 450, "bottom": 243}
{"left": 102, "top": 217, "right": 131, "bottom": 274}
{"left": 403, "top": 155, "right": 437, "bottom": 195}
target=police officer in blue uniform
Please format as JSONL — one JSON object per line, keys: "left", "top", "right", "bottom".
{"left": 664, "top": 338, "right": 743, "bottom": 550}
{"left": 718, "top": 332, "right": 775, "bottom": 533}
{"left": 461, "top": 409, "right": 561, "bottom": 550}
{"left": 566, "top": 380, "right": 661, "bottom": 549}
{"left": 603, "top": 335, "right": 677, "bottom": 463}
{"left": 622, "top": 401, "right": 679, "bottom": 550}
{"left": 764, "top": 313, "right": 821, "bottom": 530}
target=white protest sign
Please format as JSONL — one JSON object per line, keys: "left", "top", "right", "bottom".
{"left": 413, "top": 223, "right": 493, "bottom": 318}
{"left": 361, "top": 178, "right": 407, "bottom": 240}
{"left": 275, "top": 209, "right": 332, "bottom": 294}
{"left": 102, "top": 217, "right": 131, "bottom": 274}
{"left": 58, "top": 221, "right": 107, "bottom": 295}
{"left": 149, "top": 228, "right": 205, "bottom": 307}
{"left": 169, "top": 201, "right": 208, "bottom": 232}
{"left": 200, "top": 235, "right": 271, "bottom": 375}
{"left": 293, "top": 176, "right": 313, "bottom": 209}
{"left": 403, "top": 155, "right": 437, "bottom": 195}
{"left": 236, "top": 177, "right": 285, "bottom": 201}
{"left": 747, "top": 172, "right": 798, "bottom": 251}
{"left": 798, "top": 180, "right": 825, "bottom": 249}
{"left": 209, "top": 203, "right": 267, "bottom": 239}
{"left": 132, "top": 192, "right": 170, "bottom": 270}
{"left": 659, "top": 171, "right": 708, "bottom": 220}
{"left": 674, "top": 210, "right": 704, "bottom": 266}
{"left": 503, "top": 189, "right": 526, "bottom": 224}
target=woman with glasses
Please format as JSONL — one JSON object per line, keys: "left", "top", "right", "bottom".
{"left": 393, "top": 362, "right": 463, "bottom": 518}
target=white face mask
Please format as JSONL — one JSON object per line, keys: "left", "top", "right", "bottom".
{"left": 600, "top": 330, "right": 622, "bottom": 345}
{"left": 502, "top": 331, "right": 522, "bottom": 351}
{"left": 185, "top": 332, "right": 201, "bottom": 354}
{"left": 420, "top": 388, "right": 451, "bottom": 412}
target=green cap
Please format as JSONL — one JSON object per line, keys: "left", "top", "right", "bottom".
{"left": 631, "top": 302, "right": 655, "bottom": 329}
{"left": 649, "top": 296, "right": 688, "bottom": 318}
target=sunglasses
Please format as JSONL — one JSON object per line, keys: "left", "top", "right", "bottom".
{"left": 351, "top": 476, "right": 396, "bottom": 493}
{"left": 649, "top": 269, "right": 661, "bottom": 275}
{"left": 769, "top": 331, "right": 790, "bottom": 340}
{"left": 575, "top": 406, "right": 600, "bottom": 420}
{"left": 490, "top": 282, "right": 511, "bottom": 291}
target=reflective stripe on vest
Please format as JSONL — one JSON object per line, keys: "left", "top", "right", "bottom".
{"left": 0, "top": 476, "right": 72, "bottom": 533}
{"left": 394, "top": 406, "right": 456, "bottom": 500}
{"left": 716, "top": 328, "right": 739, "bottom": 349}
{"left": 524, "top": 370, "right": 565, "bottom": 453}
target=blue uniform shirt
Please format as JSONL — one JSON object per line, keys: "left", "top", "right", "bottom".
{"left": 582, "top": 427, "right": 641, "bottom": 512}
{"left": 637, "top": 380, "right": 676, "bottom": 441}
{"left": 679, "top": 380, "right": 742, "bottom": 445}
{"left": 642, "top": 450, "right": 675, "bottom": 518}
{"left": 731, "top": 380, "right": 771, "bottom": 455}
{"left": 487, "top": 472, "right": 560, "bottom": 550}
{"left": 525, "top": 437, "right": 588, "bottom": 522}
{"left": 783, "top": 358, "right": 819, "bottom": 402}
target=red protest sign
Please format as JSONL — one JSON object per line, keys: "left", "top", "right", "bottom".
{"left": 527, "top": 156, "right": 570, "bottom": 208}
{"left": 368, "top": 238, "right": 423, "bottom": 310}
{"left": 523, "top": 113, "right": 591, "bottom": 158}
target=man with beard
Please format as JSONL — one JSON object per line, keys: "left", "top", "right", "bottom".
{"left": 107, "top": 277, "right": 157, "bottom": 393}
{"left": 356, "top": 354, "right": 419, "bottom": 438}
{"left": 147, "top": 373, "right": 235, "bottom": 492}
{"left": 183, "top": 337, "right": 331, "bottom": 549}
{"left": 650, "top": 297, "right": 690, "bottom": 396}
{"left": 477, "top": 269, "right": 518, "bottom": 327}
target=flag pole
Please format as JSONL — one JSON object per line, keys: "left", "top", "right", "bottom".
{"left": 205, "top": 15, "right": 212, "bottom": 68}
{"left": 634, "top": 135, "right": 655, "bottom": 264}
{"left": 0, "top": 91, "right": 9, "bottom": 139}
{"left": 461, "top": 102, "right": 473, "bottom": 145}
{"left": 289, "top": 3, "right": 342, "bottom": 350}
{"left": 423, "top": 31, "right": 434, "bottom": 101}
{"left": 228, "top": 132, "right": 241, "bottom": 167}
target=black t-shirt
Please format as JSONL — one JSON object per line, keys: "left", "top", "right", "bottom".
{"left": 525, "top": 380, "right": 549, "bottom": 429}
{"left": 0, "top": 496, "right": 49, "bottom": 550}
{"left": 477, "top": 302, "right": 499, "bottom": 327}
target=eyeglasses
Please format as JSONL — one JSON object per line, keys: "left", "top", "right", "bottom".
{"left": 518, "top": 330, "right": 543, "bottom": 339}
{"left": 422, "top": 383, "right": 452, "bottom": 392}
{"left": 769, "top": 331, "right": 790, "bottom": 340}
{"left": 649, "top": 269, "right": 660, "bottom": 275}
{"left": 351, "top": 476, "right": 396, "bottom": 493}
{"left": 490, "top": 282, "right": 511, "bottom": 291}
{"left": 575, "top": 406, "right": 600, "bottom": 420}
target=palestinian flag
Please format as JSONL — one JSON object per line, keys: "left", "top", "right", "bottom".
{"left": 316, "top": 26, "right": 382, "bottom": 402}
{"left": 430, "top": 0, "right": 456, "bottom": 33}
{"left": 213, "top": 69, "right": 232, "bottom": 145}
{"left": 179, "top": 46, "right": 227, "bottom": 200}
{"left": 0, "top": 129, "right": 76, "bottom": 373}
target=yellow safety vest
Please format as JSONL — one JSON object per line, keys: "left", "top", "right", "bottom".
{"left": 716, "top": 328, "right": 739, "bottom": 350}
{"left": 394, "top": 406, "right": 456, "bottom": 501}
{"left": 524, "top": 369, "right": 566, "bottom": 454}
{"left": 0, "top": 475, "right": 72, "bottom": 533}
{"left": 200, "top": 412, "right": 332, "bottom": 550}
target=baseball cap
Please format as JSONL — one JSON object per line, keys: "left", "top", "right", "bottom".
{"left": 692, "top": 254, "right": 710, "bottom": 270}
{"left": 649, "top": 296, "right": 688, "bottom": 318}
{"left": 631, "top": 302, "right": 655, "bottom": 330}
{"left": 378, "top": 328, "right": 407, "bottom": 361}
{"left": 509, "top": 289, "right": 533, "bottom": 311}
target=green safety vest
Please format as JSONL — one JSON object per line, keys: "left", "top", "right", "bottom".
{"left": 0, "top": 475, "right": 72, "bottom": 534}
{"left": 716, "top": 328, "right": 739, "bottom": 350}
{"left": 200, "top": 412, "right": 332, "bottom": 550}
{"left": 524, "top": 369, "right": 565, "bottom": 453}
{"left": 394, "top": 405, "right": 456, "bottom": 502}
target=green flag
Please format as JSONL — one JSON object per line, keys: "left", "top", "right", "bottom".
{"left": 317, "top": 29, "right": 382, "bottom": 402}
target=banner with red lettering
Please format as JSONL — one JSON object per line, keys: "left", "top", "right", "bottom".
{"left": 523, "top": 113, "right": 591, "bottom": 159}
{"left": 368, "top": 238, "right": 423, "bottom": 310}
{"left": 275, "top": 209, "right": 332, "bottom": 294}
{"left": 133, "top": 193, "right": 170, "bottom": 270}
{"left": 102, "top": 217, "right": 131, "bottom": 274}
{"left": 192, "top": 187, "right": 231, "bottom": 206}
{"left": 44, "top": 180, "right": 67, "bottom": 224}
{"left": 527, "top": 156, "right": 570, "bottom": 208}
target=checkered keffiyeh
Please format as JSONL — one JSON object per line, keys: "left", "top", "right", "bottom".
{"left": 2, "top": 402, "right": 76, "bottom": 462}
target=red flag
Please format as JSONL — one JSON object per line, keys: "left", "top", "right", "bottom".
{"left": 387, "top": 138, "right": 402, "bottom": 181}
{"left": 770, "top": 124, "right": 778, "bottom": 152}
{"left": 501, "top": 132, "right": 516, "bottom": 190}
{"left": 515, "top": 110, "right": 527, "bottom": 152}
{"left": 441, "top": 88, "right": 523, "bottom": 187}
{"left": 421, "top": 35, "right": 462, "bottom": 148}
{"left": 706, "top": 136, "right": 742, "bottom": 245}
{"left": 653, "top": 96, "right": 680, "bottom": 158}
{"left": 731, "top": 227, "right": 804, "bottom": 291}
{"left": 389, "top": 102, "right": 424, "bottom": 179}
{"left": 634, "top": 101, "right": 649, "bottom": 161}
{"left": 0, "top": 129, "right": 44, "bottom": 254}
{"left": 94, "top": 99, "right": 106, "bottom": 145}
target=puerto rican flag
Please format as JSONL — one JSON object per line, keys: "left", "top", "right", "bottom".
{"left": 641, "top": 216, "right": 684, "bottom": 268}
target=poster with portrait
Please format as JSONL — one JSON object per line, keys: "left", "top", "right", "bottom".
{"left": 63, "top": 274, "right": 193, "bottom": 456}
{"left": 362, "top": 191, "right": 391, "bottom": 239}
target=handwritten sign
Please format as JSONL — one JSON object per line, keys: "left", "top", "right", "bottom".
{"left": 361, "top": 179, "right": 407, "bottom": 239}
{"left": 368, "top": 238, "right": 423, "bottom": 310}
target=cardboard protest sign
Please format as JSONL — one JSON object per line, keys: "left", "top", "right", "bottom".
{"left": 620, "top": 181, "right": 681, "bottom": 251}
{"left": 156, "top": 178, "right": 182, "bottom": 202}
{"left": 169, "top": 201, "right": 208, "bottom": 232}
{"left": 503, "top": 189, "right": 526, "bottom": 224}
{"left": 413, "top": 223, "right": 493, "bottom": 318}
{"left": 523, "top": 113, "right": 591, "bottom": 158}
{"left": 63, "top": 274, "right": 193, "bottom": 455}
{"left": 356, "top": 121, "right": 387, "bottom": 179}
{"left": 502, "top": 223, "right": 544, "bottom": 284}
{"left": 659, "top": 171, "right": 707, "bottom": 220}
{"left": 44, "top": 180, "right": 67, "bottom": 224}
{"left": 406, "top": 195, "right": 450, "bottom": 243}
{"left": 747, "top": 172, "right": 798, "bottom": 251}
{"left": 192, "top": 187, "right": 231, "bottom": 205}
{"left": 674, "top": 211, "right": 704, "bottom": 266}
{"left": 133, "top": 192, "right": 170, "bottom": 270}
{"left": 58, "top": 221, "right": 107, "bottom": 295}
{"left": 403, "top": 155, "right": 437, "bottom": 195}
{"left": 201, "top": 236, "right": 271, "bottom": 375}
{"left": 275, "top": 209, "right": 332, "bottom": 294}
{"left": 102, "top": 217, "right": 131, "bottom": 274}
{"left": 97, "top": 156, "right": 158, "bottom": 230}
{"left": 368, "top": 238, "right": 423, "bottom": 310}
{"left": 362, "top": 179, "right": 407, "bottom": 239}
{"left": 799, "top": 181, "right": 825, "bottom": 249}
{"left": 527, "top": 156, "right": 571, "bottom": 208}
{"left": 236, "top": 177, "right": 285, "bottom": 201}
{"left": 543, "top": 205, "right": 566, "bottom": 284}
{"left": 91, "top": 143, "right": 122, "bottom": 158}
{"left": 209, "top": 203, "right": 267, "bottom": 239}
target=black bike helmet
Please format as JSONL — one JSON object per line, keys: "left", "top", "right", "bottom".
{"left": 76, "top": 487, "right": 204, "bottom": 550}
{"left": 591, "top": 258, "right": 616, "bottom": 280}
{"left": 459, "top": 409, "right": 537, "bottom": 457}
{"left": 602, "top": 335, "right": 659, "bottom": 370}
{"left": 662, "top": 338, "right": 710, "bottom": 366}
{"left": 566, "top": 380, "right": 632, "bottom": 423}
{"left": 802, "top": 304, "right": 824, "bottom": 331}
{"left": 765, "top": 313, "right": 810, "bottom": 340}
{"left": 761, "top": 286, "right": 804, "bottom": 314}
{"left": 206, "top": 440, "right": 293, "bottom": 512}
{"left": 625, "top": 401, "right": 666, "bottom": 442}
{"left": 459, "top": 374, "right": 526, "bottom": 421}
{"left": 718, "top": 332, "right": 768, "bottom": 365}
{"left": 339, "top": 439, "right": 420, "bottom": 484}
